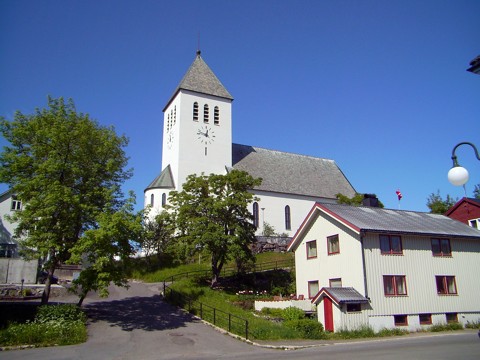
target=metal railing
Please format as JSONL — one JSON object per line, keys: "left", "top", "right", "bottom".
{"left": 160, "top": 257, "right": 294, "bottom": 340}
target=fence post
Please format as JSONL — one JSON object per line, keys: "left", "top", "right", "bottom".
{"left": 162, "top": 281, "right": 165, "bottom": 297}
{"left": 200, "top": 302, "right": 203, "bottom": 319}
{"left": 245, "top": 320, "right": 248, "bottom": 340}
{"left": 228, "top": 314, "right": 231, "bottom": 332}
{"left": 213, "top": 308, "right": 216, "bottom": 325}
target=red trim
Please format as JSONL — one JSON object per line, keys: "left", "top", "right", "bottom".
{"left": 306, "top": 240, "right": 317, "bottom": 259}
{"left": 394, "top": 315, "right": 408, "bottom": 326}
{"left": 327, "top": 234, "right": 340, "bottom": 255}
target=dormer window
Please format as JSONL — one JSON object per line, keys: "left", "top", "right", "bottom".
{"left": 193, "top": 102, "right": 199, "bottom": 121}
{"left": 204, "top": 104, "right": 209, "bottom": 123}
{"left": 214, "top": 106, "right": 219, "bottom": 125}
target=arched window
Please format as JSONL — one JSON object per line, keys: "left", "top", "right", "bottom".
{"left": 193, "top": 102, "right": 199, "bottom": 121}
{"left": 253, "top": 202, "right": 259, "bottom": 229}
{"left": 162, "top": 193, "right": 166, "bottom": 207}
{"left": 204, "top": 104, "right": 209, "bottom": 123}
{"left": 285, "top": 205, "right": 291, "bottom": 230}
{"left": 214, "top": 106, "right": 219, "bottom": 125}
{"left": 150, "top": 194, "right": 154, "bottom": 207}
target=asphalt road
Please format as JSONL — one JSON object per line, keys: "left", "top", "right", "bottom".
{"left": 1, "top": 281, "right": 478, "bottom": 359}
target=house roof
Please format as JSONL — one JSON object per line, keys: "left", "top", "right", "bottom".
{"left": 144, "top": 165, "right": 175, "bottom": 191}
{"left": 311, "top": 287, "right": 369, "bottom": 305}
{"left": 232, "top": 144, "right": 356, "bottom": 199}
{"left": 445, "top": 197, "right": 480, "bottom": 216}
{"left": 288, "top": 202, "right": 480, "bottom": 251}
{"left": 164, "top": 51, "right": 233, "bottom": 111}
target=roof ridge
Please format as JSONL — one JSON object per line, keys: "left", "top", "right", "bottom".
{"left": 233, "top": 143, "right": 334, "bottom": 162}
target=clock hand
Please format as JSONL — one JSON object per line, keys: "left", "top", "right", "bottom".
{"left": 205, "top": 130, "right": 209, "bottom": 137}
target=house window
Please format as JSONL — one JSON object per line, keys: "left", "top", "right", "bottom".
{"left": 150, "top": 194, "right": 154, "bottom": 207}
{"left": 214, "top": 106, "right": 219, "bottom": 125}
{"left": 383, "top": 275, "right": 407, "bottom": 296}
{"left": 329, "top": 278, "right": 342, "bottom": 287}
{"left": 204, "top": 104, "right": 209, "bottom": 123}
{"left": 327, "top": 234, "right": 340, "bottom": 255}
{"left": 346, "top": 303, "right": 361, "bottom": 312}
{"left": 419, "top": 314, "right": 432, "bottom": 325}
{"left": 253, "top": 202, "right": 259, "bottom": 228}
{"left": 446, "top": 313, "right": 458, "bottom": 323}
{"left": 284, "top": 205, "right": 291, "bottom": 230}
{"left": 161, "top": 193, "right": 166, "bottom": 207}
{"left": 11, "top": 197, "right": 22, "bottom": 211}
{"left": 394, "top": 315, "right": 408, "bottom": 326}
{"left": 308, "top": 280, "right": 319, "bottom": 299}
{"left": 380, "top": 235, "right": 403, "bottom": 255}
{"left": 306, "top": 240, "right": 317, "bottom": 259}
{"left": 193, "top": 102, "right": 199, "bottom": 121}
{"left": 469, "top": 219, "right": 479, "bottom": 229}
{"left": 431, "top": 238, "right": 451, "bottom": 256}
{"left": 436, "top": 276, "right": 457, "bottom": 295}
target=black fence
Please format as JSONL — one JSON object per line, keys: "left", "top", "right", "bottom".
{"left": 160, "top": 257, "right": 294, "bottom": 340}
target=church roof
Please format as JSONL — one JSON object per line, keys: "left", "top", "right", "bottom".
{"left": 164, "top": 51, "right": 233, "bottom": 111}
{"left": 145, "top": 165, "right": 175, "bottom": 191}
{"left": 232, "top": 144, "right": 356, "bottom": 199}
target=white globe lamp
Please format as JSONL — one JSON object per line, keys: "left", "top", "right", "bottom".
{"left": 447, "top": 166, "right": 469, "bottom": 186}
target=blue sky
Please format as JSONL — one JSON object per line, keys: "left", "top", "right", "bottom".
{"left": 1, "top": 0, "right": 479, "bottom": 213}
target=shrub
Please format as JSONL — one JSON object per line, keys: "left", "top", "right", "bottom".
{"left": 336, "top": 325, "right": 376, "bottom": 339}
{"left": 35, "top": 304, "right": 86, "bottom": 323}
{"left": 376, "top": 327, "right": 408, "bottom": 337}
{"left": 283, "top": 319, "right": 325, "bottom": 339}
{"left": 281, "top": 306, "right": 305, "bottom": 321}
{"left": 465, "top": 320, "right": 480, "bottom": 329}
{"left": 430, "top": 322, "right": 463, "bottom": 332}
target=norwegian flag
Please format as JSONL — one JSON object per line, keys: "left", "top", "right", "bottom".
{"left": 396, "top": 189, "right": 403, "bottom": 201}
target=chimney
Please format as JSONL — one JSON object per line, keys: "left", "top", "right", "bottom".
{"left": 362, "top": 194, "right": 379, "bottom": 207}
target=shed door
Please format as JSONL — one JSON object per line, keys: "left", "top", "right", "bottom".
{"left": 324, "top": 297, "right": 334, "bottom": 332}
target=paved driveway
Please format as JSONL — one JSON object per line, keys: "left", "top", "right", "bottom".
{"left": 1, "top": 281, "right": 267, "bottom": 360}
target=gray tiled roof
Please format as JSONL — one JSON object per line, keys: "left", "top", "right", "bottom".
{"left": 145, "top": 165, "right": 175, "bottom": 191}
{"left": 318, "top": 203, "right": 480, "bottom": 239}
{"left": 312, "top": 287, "right": 369, "bottom": 304}
{"left": 232, "top": 144, "right": 356, "bottom": 199}
{"left": 164, "top": 51, "right": 233, "bottom": 110}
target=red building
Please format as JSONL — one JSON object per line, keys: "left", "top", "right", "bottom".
{"left": 445, "top": 197, "right": 480, "bottom": 229}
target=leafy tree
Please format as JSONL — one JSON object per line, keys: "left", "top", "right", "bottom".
{"left": 426, "top": 190, "right": 457, "bottom": 214}
{"left": 69, "top": 192, "right": 142, "bottom": 306}
{"left": 169, "top": 170, "right": 262, "bottom": 286}
{"left": 139, "top": 209, "right": 176, "bottom": 267}
{"left": 336, "top": 193, "right": 384, "bottom": 208}
{"left": 0, "top": 97, "right": 132, "bottom": 304}
{"left": 262, "top": 222, "right": 276, "bottom": 236}
{"left": 474, "top": 184, "right": 480, "bottom": 199}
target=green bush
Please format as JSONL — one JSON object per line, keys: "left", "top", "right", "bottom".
{"left": 465, "top": 320, "right": 480, "bottom": 329}
{"left": 376, "top": 327, "right": 408, "bottom": 337}
{"left": 283, "top": 319, "right": 325, "bottom": 339}
{"left": 336, "top": 325, "right": 376, "bottom": 339}
{"left": 35, "top": 304, "right": 87, "bottom": 323}
{"left": 0, "top": 304, "right": 87, "bottom": 347}
{"left": 281, "top": 306, "right": 305, "bottom": 321}
{"left": 430, "top": 322, "right": 463, "bottom": 332}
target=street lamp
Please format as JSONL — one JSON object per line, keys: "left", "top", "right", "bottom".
{"left": 447, "top": 142, "right": 480, "bottom": 186}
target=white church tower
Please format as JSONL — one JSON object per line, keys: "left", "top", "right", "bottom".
{"left": 145, "top": 51, "right": 233, "bottom": 215}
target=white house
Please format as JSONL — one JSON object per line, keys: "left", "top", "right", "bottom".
{"left": 144, "top": 51, "right": 356, "bottom": 235}
{"left": 287, "top": 202, "right": 480, "bottom": 332}
{"left": 0, "top": 189, "right": 21, "bottom": 258}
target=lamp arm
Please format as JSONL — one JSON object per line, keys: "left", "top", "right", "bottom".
{"left": 451, "top": 142, "right": 480, "bottom": 167}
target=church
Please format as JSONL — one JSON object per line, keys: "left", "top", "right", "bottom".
{"left": 144, "top": 51, "right": 356, "bottom": 236}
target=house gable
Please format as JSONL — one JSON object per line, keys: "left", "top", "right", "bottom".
{"left": 445, "top": 197, "right": 480, "bottom": 226}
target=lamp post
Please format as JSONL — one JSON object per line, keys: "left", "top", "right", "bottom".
{"left": 447, "top": 142, "right": 480, "bottom": 186}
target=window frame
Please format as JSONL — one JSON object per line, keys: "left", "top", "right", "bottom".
{"left": 446, "top": 313, "right": 458, "bottom": 323}
{"left": 284, "top": 205, "right": 291, "bottom": 230}
{"left": 327, "top": 234, "right": 340, "bottom": 255}
{"left": 435, "top": 275, "right": 457, "bottom": 295}
{"left": 306, "top": 240, "right": 317, "bottom": 259}
{"left": 383, "top": 275, "right": 408, "bottom": 296}
{"left": 419, "top": 313, "right": 432, "bottom": 325}
{"left": 11, "top": 198, "right": 22, "bottom": 211}
{"left": 253, "top": 202, "right": 259, "bottom": 229}
{"left": 431, "top": 238, "right": 452, "bottom": 257}
{"left": 203, "top": 104, "right": 209, "bottom": 123}
{"left": 394, "top": 315, "right": 408, "bottom": 326}
{"left": 214, "top": 106, "right": 219, "bottom": 125}
{"left": 161, "top": 193, "right": 167, "bottom": 207}
{"left": 380, "top": 234, "right": 403, "bottom": 255}
{"left": 150, "top": 194, "right": 154, "bottom": 207}
{"left": 346, "top": 303, "right": 362, "bottom": 312}
{"left": 469, "top": 218, "right": 479, "bottom": 229}
{"left": 308, "top": 280, "right": 319, "bottom": 299}
{"left": 193, "top": 102, "right": 199, "bottom": 121}
{"left": 329, "top": 278, "right": 342, "bottom": 287}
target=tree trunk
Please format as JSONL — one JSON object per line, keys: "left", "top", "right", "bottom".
{"left": 41, "top": 267, "right": 55, "bottom": 305}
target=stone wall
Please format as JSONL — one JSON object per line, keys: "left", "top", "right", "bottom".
{"left": 252, "top": 236, "right": 292, "bottom": 253}
{"left": 0, "top": 258, "right": 38, "bottom": 284}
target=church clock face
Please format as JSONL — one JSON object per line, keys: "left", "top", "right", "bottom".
{"left": 196, "top": 125, "right": 215, "bottom": 145}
